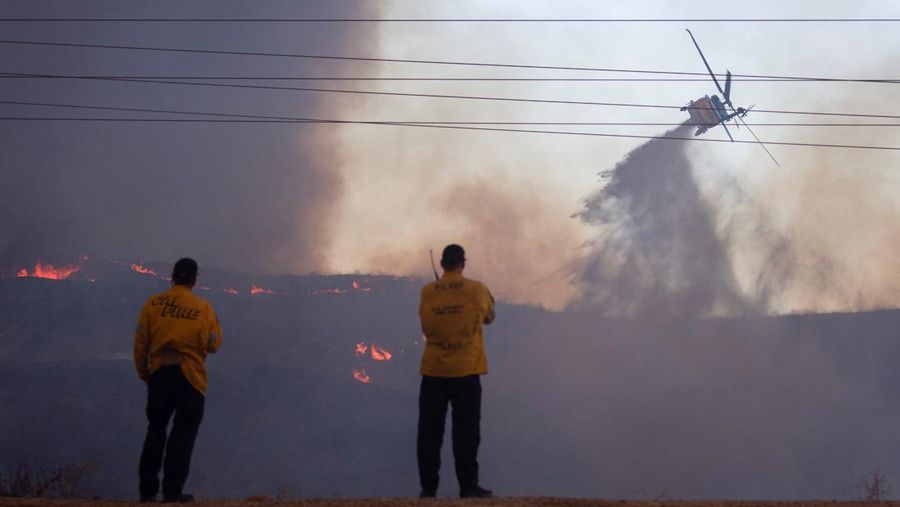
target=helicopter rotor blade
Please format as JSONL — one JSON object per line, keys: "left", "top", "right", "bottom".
{"left": 723, "top": 70, "right": 732, "bottom": 105}
{"left": 738, "top": 115, "right": 781, "bottom": 167}
{"left": 686, "top": 29, "right": 726, "bottom": 97}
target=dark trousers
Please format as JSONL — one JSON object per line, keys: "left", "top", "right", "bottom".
{"left": 417, "top": 374, "right": 482, "bottom": 493}
{"left": 138, "top": 365, "right": 205, "bottom": 498}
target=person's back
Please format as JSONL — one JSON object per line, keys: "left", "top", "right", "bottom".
{"left": 419, "top": 271, "right": 494, "bottom": 378}
{"left": 135, "top": 283, "right": 221, "bottom": 394}
{"left": 134, "top": 258, "right": 222, "bottom": 503}
{"left": 416, "top": 244, "right": 495, "bottom": 499}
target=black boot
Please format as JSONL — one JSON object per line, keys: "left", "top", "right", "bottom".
{"left": 460, "top": 485, "right": 492, "bottom": 498}
{"left": 162, "top": 493, "right": 194, "bottom": 503}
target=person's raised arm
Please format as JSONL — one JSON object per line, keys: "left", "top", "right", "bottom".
{"left": 206, "top": 305, "right": 223, "bottom": 353}
{"left": 481, "top": 286, "right": 496, "bottom": 325}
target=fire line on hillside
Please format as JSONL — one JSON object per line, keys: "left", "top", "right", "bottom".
{"left": 16, "top": 261, "right": 80, "bottom": 280}
{"left": 7, "top": 257, "right": 381, "bottom": 300}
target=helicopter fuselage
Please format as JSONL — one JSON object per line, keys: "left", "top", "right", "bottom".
{"left": 681, "top": 94, "right": 730, "bottom": 135}
{"left": 681, "top": 94, "right": 746, "bottom": 136}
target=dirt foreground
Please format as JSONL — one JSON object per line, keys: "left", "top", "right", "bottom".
{"left": 0, "top": 498, "right": 897, "bottom": 507}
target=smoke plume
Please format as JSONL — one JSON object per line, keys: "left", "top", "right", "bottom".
{"left": 572, "top": 124, "right": 754, "bottom": 317}
{"left": 0, "top": 1, "right": 380, "bottom": 274}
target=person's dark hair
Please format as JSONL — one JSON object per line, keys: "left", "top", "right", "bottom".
{"left": 440, "top": 244, "right": 466, "bottom": 269}
{"left": 171, "top": 258, "right": 198, "bottom": 286}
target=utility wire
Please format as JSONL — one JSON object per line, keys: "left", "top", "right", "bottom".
{"left": 2, "top": 117, "right": 896, "bottom": 127}
{"left": 0, "top": 18, "right": 898, "bottom": 23}
{"left": 1, "top": 74, "right": 897, "bottom": 83}
{"left": 0, "top": 39, "right": 895, "bottom": 84}
{"left": 4, "top": 72, "right": 896, "bottom": 119}
{"left": 1, "top": 99, "right": 897, "bottom": 151}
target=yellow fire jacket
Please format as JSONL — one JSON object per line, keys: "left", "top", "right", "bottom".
{"left": 134, "top": 284, "right": 223, "bottom": 395}
{"left": 419, "top": 271, "right": 495, "bottom": 377}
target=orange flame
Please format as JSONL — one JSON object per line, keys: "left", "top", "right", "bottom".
{"left": 371, "top": 343, "right": 392, "bottom": 361}
{"left": 250, "top": 284, "right": 276, "bottom": 295}
{"left": 352, "top": 369, "right": 371, "bottom": 384}
{"left": 355, "top": 343, "right": 368, "bottom": 356}
{"left": 130, "top": 263, "right": 157, "bottom": 276}
{"left": 352, "top": 281, "right": 372, "bottom": 292}
{"left": 17, "top": 262, "right": 80, "bottom": 280}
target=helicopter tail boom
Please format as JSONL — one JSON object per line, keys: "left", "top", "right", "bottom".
{"left": 723, "top": 70, "right": 732, "bottom": 105}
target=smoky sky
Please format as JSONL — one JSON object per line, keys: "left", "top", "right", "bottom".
{"left": 0, "top": 1, "right": 380, "bottom": 273}
{"left": 573, "top": 124, "right": 754, "bottom": 317}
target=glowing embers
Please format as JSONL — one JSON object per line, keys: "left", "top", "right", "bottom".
{"left": 249, "top": 284, "right": 286, "bottom": 296}
{"left": 371, "top": 343, "right": 392, "bottom": 361}
{"left": 130, "top": 263, "right": 157, "bottom": 276}
{"left": 309, "top": 280, "right": 372, "bottom": 297}
{"left": 352, "top": 369, "right": 372, "bottom": 384}
{"left": 16, "top": 261, "right": 80, "bottom": 280}
{"left": 250, "top": 284, "right": 276, "bottom": 296}
{"left": 351, "top": 342, "right": 393, "bottom": 384}
{"left": 351, "top": 281, "right": 372, "bottom": 292}
{"left": 354, "top": 342, "right": 392, "bottom": 361}
{"left": 308, "top": 287, "right": 346, "bottom": 296}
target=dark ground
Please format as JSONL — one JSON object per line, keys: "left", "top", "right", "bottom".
{"left": 1, "top": 498, "right": 899, "bottom": 507}
{"left": 6, "top": 262, "right": 900, "bottom": 500}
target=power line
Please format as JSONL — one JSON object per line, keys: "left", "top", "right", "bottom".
{"left": 0, "top": 39, "right": 895, "bottom": 84}
{"left": 5, "top": 72, "right": 896, "bottom": 119}
{"left": 1, "top": 117, "right": 897, "bottom": 127}
{"left": 1, "top": 99, "right": 897, "bottom": 151}
{"left": 1, "top": 74, "right": 896, "bottom": 84}
{"left": 0, "top": 99, "right": 307, "bottom": 121}
{"left": 0, "top": 18, "right": 898, "bottom": 23}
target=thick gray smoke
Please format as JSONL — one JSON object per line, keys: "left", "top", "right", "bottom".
{"left": 573, "top": 124, "right": 755, "bottom": 317}
{"left": 0, "top": 1, "right": 379, "bottom": 273}
{"left": 5, "top": 264, "right": 900, "bottom": 501}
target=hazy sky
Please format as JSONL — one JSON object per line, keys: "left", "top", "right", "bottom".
{"left": 330, "top": 0, "right": 900, "bottom": 312}
{"left": 1, "top": 0, "right": 898, "bottom": 312}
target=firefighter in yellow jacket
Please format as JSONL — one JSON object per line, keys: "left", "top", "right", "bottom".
{"left": 417, "top": 244, "right": 495, "bottom": 498}
{"left": 134, "top": 258, "right": 222, "bottom": 503}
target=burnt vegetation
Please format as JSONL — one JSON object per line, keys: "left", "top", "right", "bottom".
{"left": 0, "top": 461, "right": 96, "bottom": 499}
{"left": 856, "top": 471, "right": 890, "bottom": 502}
{"left": 4, "top": 259, "right": 900, "bottom": 500}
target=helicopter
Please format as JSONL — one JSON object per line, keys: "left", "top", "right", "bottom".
{"left": 681, "top": 29, "right": 780, "bottom": 166}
